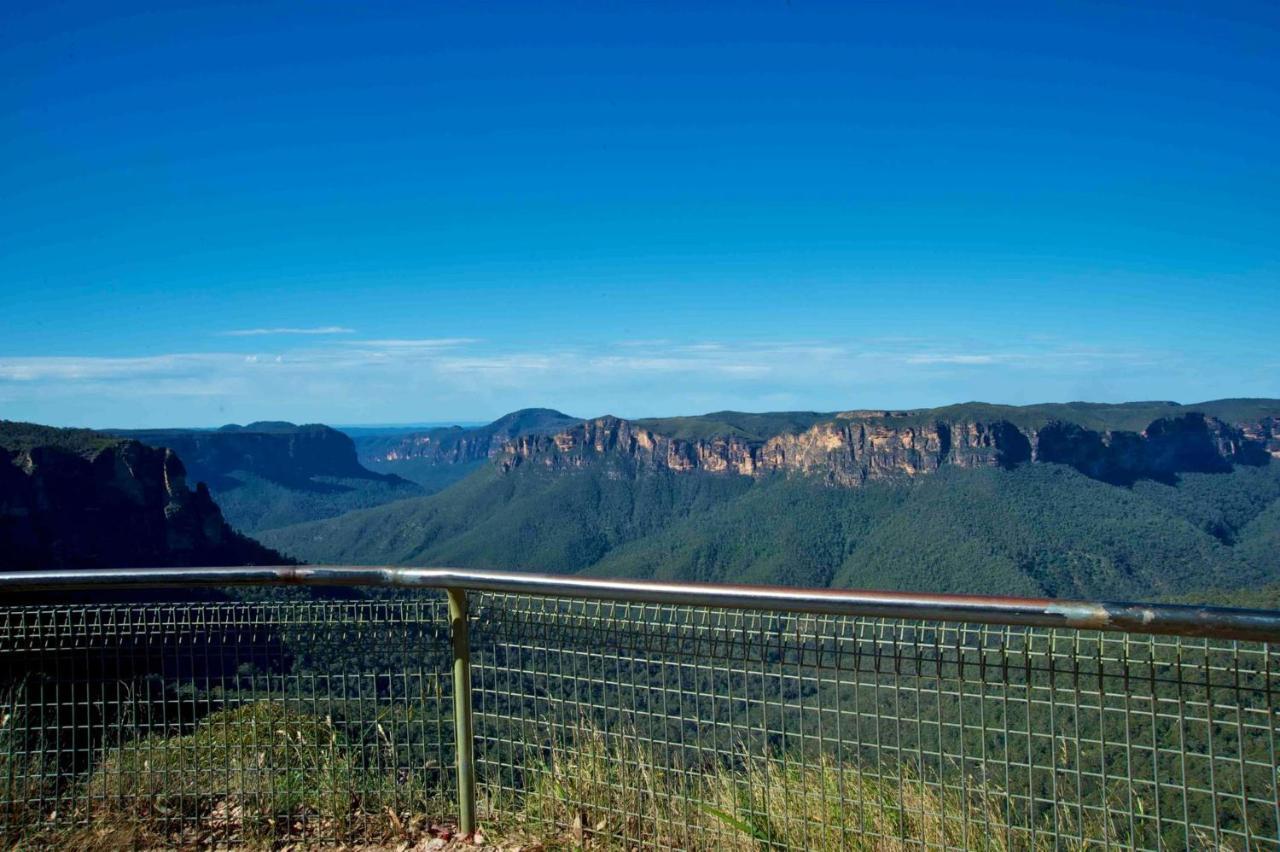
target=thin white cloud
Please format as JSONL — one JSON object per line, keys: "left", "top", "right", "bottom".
{"left": 344, "top": 338, "right": 481, "bottom": 349}
{"left": 1, "top": 336, "right": 1179, "bottom": 426}
{"left": 906, "top": 354, "right": 1000, "bottom": 365}
{"left": 221, "top": 326, "right": 355, "bottom": 337}
{"left": 0, "top": 354, "right": 232, "bottom": 382}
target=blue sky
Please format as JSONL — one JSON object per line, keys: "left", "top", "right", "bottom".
{"left": 2, "top": 1, "right": 1277, "bottom": 427}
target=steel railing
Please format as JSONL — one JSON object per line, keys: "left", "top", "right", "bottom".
{"left": 1, "top": 566, "right": 1278, "bottom": 849}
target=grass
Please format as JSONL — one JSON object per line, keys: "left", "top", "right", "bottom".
{"left": 485, "top": 719, "right": 1222, "bottom": 851}
{"left": 88, "top": 703, "right": 366, "bottom": 839}
{"left": 490, "top": 720, "right": 1014, "bottom": 851}
{"left": 4, "top": 702, "right": 450, "bottom": 849}
{"left": 1, "top": 707, "right": 1241, "bottom": 850}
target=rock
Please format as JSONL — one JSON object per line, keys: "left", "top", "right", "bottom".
{"left": 0, "top": 422, "right": 287, "bottom": 571}
{"left": 496, "top": 409, "right": 1275, "bottom": 488}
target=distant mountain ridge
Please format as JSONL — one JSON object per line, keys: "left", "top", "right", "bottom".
{"left": 110, "top": 422, "right": 421, "bottom": 532}
{"left": 353, "top": 408, "right": 582, "bottom": 491}
{"left": 111, "top": 421, "right": 401, "bottom": 486}
{"left": 260, "top": 398, "right": 1280, "bottom": 604}
{"left": 356, "top": 408, "right": 582, "bottom": 466}
{"left": 500, "top": 400, "right": 1280, "bottom": 487}
{"left": 0, "top": 421, "right": 284, "bottom": 571}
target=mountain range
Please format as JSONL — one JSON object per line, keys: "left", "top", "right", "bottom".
{"left": 6, "top": 400, "right": 1280, "bottom": 607}
{"left": 352, "top": 408, "right": 583, "bottom": 490}
{"left": 259, "top": 399, "right": 1280, "bottom": 604}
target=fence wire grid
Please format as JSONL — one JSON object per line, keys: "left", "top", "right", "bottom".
{"left": 2, "top": 587, "right": 1278, "bottom": 850}
{"left": 0, "top": 596, "right": 456, "bottom": 847}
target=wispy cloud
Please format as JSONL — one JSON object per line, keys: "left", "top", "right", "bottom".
{"left": 344, "top": 338, "right": 481, "bottom": 349}
{"left": 0, "top": 354, "right": 232, "bottom": 382}
{"left": 220, "top": 326, "right": 355, "bottom": 337}
{"left": 0, "top": 336, "right": 1186, "bottom": 426}
{"left": 0, "top": 340, "right": 1159, "bottom": 385}
{"left": 905, "top": 354, "right": 1000, "bottom": 365}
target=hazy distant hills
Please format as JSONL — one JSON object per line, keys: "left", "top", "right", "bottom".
{"left": 104, "top": 412, "right": 588, "bottom": 533}
{"left": 353, "top": 408, "right": 582, "bottom": 491}
{"left": 259, "top": 398, "right": 1280, "bottom": 603}
{"left": 109, "top": 422, "right": 423, "bottom": 533}
{"left": 0, "top": 421, "right": 284, "bottom": 571}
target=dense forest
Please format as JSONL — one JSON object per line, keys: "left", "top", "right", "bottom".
{"left": 262, "top": 452, "right": 1280, "bottom": 605}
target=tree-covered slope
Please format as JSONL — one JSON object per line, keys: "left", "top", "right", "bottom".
{"left": 260, "top": 456, "right": 1280, "bottom": 602}
{"left": 829, "top": 464, "right": 1259, "bottom": 597}
{"left": 259, "top": 458, "right": 754, "bottom": 571}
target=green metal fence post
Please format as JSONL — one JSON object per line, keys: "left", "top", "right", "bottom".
{"left": 447, "top": 587, "right": 477, "bottom": 836}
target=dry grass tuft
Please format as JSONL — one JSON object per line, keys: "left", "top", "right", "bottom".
{"left": 501, "top": 719, "right": 1011, "bottom": 851}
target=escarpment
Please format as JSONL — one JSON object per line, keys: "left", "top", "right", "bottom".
{"left": 112, "top": 421, "right": 404, "bottom": 487}
{"left": 356, "top": 409, "right": 582, "bottom": 468}
{"left": 0, "top": 423, "right": 286, "bottom": 570}
{"left": 498, "top": 409, "right": 1277, "bottom": 487}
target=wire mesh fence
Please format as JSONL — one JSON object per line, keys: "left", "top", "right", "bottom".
{"left": 1, "top": 580, "right": 1278, "bottom": 850}
{"left": 0, "top": 595, "right": 456, "bottom": 848}
{"left": 471, "top": 593, "right": 1280, "bottom": 850}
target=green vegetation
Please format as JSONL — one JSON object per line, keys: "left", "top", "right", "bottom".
{"left": 2, "top": 702, "right": 447, "bottom": 849}
{"left": 632, "top": 410, "right": 834, "bottom": 441}
{"left": 3, "top": 705, "right": 1135, "bottom": 851}
{"left": 89, "top": 703, "right": 386, "bottom": 841}
{"left": 839, "top": 398, "right": 1280, "bottom": 433}
{"left": 261, "top": 458, "right": 755, "bottom": 572}
{"left": 210, "top": 471, "right": 422, "bottom": 533}
{"left": 263, "top": 458, "right": 1280, "bottom": 602}
{"left": 503, "top": 720, "right": 1013, "bottom": 851}
{"left": 0, "top": 420, "right": 125, "bottom": 458}
{"left": 363, "top": 456, "right": 486, "bottom": 492}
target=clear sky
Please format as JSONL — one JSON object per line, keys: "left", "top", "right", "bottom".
{"left": 2, "top": 1, "right": 1277, "bottom": 427}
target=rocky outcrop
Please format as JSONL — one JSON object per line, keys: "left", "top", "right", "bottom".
{"left": 1, "top": 426, "right": 286, "bottom": 571}
{"left": 378, "top": 429, "right": 495, "bottom": 465}
{"left": 1238, "top": 416, "right": 1280, "bottom": 461}
{"left": 498, "top": 410, "right": 1271, "bottom": 487}
{"left": 500, "top": 415, "right": 1033, "bottom": 485}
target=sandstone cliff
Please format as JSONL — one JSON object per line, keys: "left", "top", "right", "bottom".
{"left": 357, "top": 409, "right": 582, "bottom": 468}
{"left": 498, "top": 409, "right": 1277, "bottom": 487}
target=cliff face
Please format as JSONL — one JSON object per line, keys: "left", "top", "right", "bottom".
{"left": 1032, "top": 414, "right": 1273, "bottom": 483}
{"left": 499, "top": 411, "right": 1276, "bottom": 487}
{"left": 379, "top": 429, "right": 496, "bottom": 465}
{"left": 113, "top": 422, "right": 400, "bottom": 487}
{"left": 359, "top": 409, "right": 582, "bottom": 467}
{"left": 0, "top": 429, "right": 285, "bottom": 570}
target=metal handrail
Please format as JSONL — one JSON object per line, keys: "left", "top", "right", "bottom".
{"left": 2, "top": 564, "right": 1278, "bottom": 643}
{"left": 3, "top": 564, "right": 1279, "bottom": 844}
